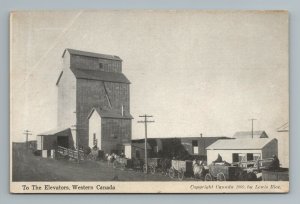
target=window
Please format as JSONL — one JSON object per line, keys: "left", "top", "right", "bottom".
{"left": 192, "top": 140, "right": 198, "bottom": 146}
{"left": 99, "top": 63, "right": 104, "bottom": 70}
{"left": 232, "top": 153, "right": 247, "bottom": 162}
{"left": 232, "top": 153, "right": 239, "bottom": 162}
{"left": 192, "top": 140, "right": 198, "bottom": 154}
{"left": 99, "top": 63, "right": 109, "bottom": 71}
{"left": 247, "top": 153, "right": 254, "bottom": 161}
{"left": 253, "top": 153, "right": 261, "bottom": 161}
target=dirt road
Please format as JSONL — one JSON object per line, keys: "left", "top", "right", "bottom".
{"left": 12, "top": 143, "right": 173, "bottom": 181}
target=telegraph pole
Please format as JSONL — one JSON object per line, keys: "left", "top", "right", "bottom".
{"left": 138, "top": 114, "right": 154, "bottom": 174}
{"left": 249, "top": 119, "right": 257, "bottom": 139}
{"left": 23, "top": 130, "right": 32, "bottom": 150}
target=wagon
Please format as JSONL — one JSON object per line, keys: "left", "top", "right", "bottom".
{"left": 143, "top": 158, "right": 160, "bottom": 174}
{"left": 132, "top": 158, "right": 143, "bottom": 171}
{"left": 159, "top": 158, "right": 172, "bottom": 175}
{"left": 205, "top": 163, "right": 246, "bottom": 181}
{"left": 113, "top": 157, "right": 127, "bottom": 170}
{"left": 168, "top": 160, "right": 193, "bottom": 180}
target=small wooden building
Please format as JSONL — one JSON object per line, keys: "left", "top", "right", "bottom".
{"left": 131, "top": 141, "right": 152, "bottom": 159}
{"left": 206, "top": 138, "right": 278, "bottom": 165}
{"left": 37, "top": 128, "right": 72, "bottom": 150}
{"left": 88, "top": 107, "right": 133, "bottom": 157}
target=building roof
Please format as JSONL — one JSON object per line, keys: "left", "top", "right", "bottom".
{"left": 132, "top": 142, "right": 152, "bottom": 150}
{"left": 206, "top": 138, "right": 277, "bottom": 150}
{"left": 180, "top": 136, "right": 229, "bottom": 140}
{"left": 233, "top": 130, "right": 268, "bottom": 139}
{"left": 88, "top": 107, "right": 133, "bottom": 120}
{"left": 131, "top": 136, "right": 229, "bottom": 141}
{"left": 62, "top": 48, "right": 122, "bottom": 61}
{"left": 38, "top": 127, "right": 71, "bottom": 136}
{"left": 71, "top": 68, "right": 130, "bottom": 84}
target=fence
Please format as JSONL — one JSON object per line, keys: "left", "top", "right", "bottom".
{"left": 57, "top": 146, "right": 85, "bottom": 160}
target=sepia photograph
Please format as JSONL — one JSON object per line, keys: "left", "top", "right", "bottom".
{"left": 10, "top": 10, "right": 289, "bottom": 193}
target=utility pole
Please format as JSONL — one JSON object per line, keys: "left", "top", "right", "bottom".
{"left": 249, "top": 119, "right": 257, "bottom": 139}
{"left": 23, "top": 130, "right": 32, "bottom": 150}
{"left": 138, "top": 114, "right": 154, "bottom": 174}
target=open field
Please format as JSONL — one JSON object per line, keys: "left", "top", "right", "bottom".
{"left": 12, "top": 143, "right": 176, "bottom": 181}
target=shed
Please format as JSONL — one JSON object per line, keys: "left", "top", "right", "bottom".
{"left": 206, "top": 138, "right": 278, "bottom": 165}
{"left": 131, "top": 141, "right": 152, "bottom": 159}
{"left": 37, "top": 128, "right": 72, "bottom": 150}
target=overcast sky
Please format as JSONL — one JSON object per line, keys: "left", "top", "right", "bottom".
{"left": 11, "top": 10, "right": 288, "bottom": 143}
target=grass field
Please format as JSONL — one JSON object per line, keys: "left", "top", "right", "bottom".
{"left": 12, "top": 143, "right": 175, "bottom": 181}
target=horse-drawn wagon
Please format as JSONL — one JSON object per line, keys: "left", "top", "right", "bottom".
{"left": 168, "top": 160, "right": 193, "bottom": 180}
{"left": 132, "top": 158, "right": 144, "bottom": 171}
{"left": 205, "top": 163, "right": 246, "bottom": 181}
{"left": 142, "top": 158, "right": 171, "bottom": 175}
{"left": 86, "top": 148, "right": 99, "bottom": 160}
{"left": 143, "top": 158, "right": 160, "bottom": 174}
{"left": 113, "top": 157, "right": 127, "bottom": 170}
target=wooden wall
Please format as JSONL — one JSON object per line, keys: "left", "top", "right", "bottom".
{"left": 101, "top": 118, "right": 132, "bottom": 154}
{"left": 71, "top": 54, "right": 122, "bottom": 73}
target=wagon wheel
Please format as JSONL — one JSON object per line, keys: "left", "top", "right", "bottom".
{"left": 217, "top": 172, "right": 226, "bottom": 181}
{"left": 150, "top": 165, "right": 156, "bottom": 174}
{"left": 178, "top": 170, "right": 184, "bottom": 181}
{"left": 238, "top": 171, "right": 248, "bottom": 181}
{"left": 168, "top": 168, "right": 175, "bottom": 179}
{"left": 161, "top": 168, "right": 167, "bottom": 176}
{"left": 113, "top": 160, "right": 118, "bottom": 169}
{"left": 205, "top": 173, "right": 213, "bottom": 181}
{"left": 91, "top": 154, "right": 96, "bottom": 161}
{"left": 86, "top": 153, "right": 93, "bottom": 160}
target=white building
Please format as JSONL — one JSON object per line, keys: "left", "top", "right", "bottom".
{"left": 206, "top": 138, "right": 278, "bottom": 165}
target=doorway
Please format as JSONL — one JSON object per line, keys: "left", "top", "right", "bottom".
{"left": 57, "top": 136, "right": 69, "bottom": 148}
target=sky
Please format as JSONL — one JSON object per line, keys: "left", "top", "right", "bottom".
{"left": 10, "top": 10, "right": 288, "bottom": 144}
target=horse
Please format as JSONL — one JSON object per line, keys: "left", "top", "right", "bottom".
{"left": 193, "top": 160, "right": 206, "bottom": 180}
{"left": 160, "top": 158, "right": 171, "bottom": 175}
{"left": 132, "top": 158, "right": 143, "bottom": 172}
{"left": 106, "top": 153, "right": 115, "bottom": 166}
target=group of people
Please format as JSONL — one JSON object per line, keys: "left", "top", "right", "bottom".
{"left": 105, "top": 152, "right": 127, "bottom": 165}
